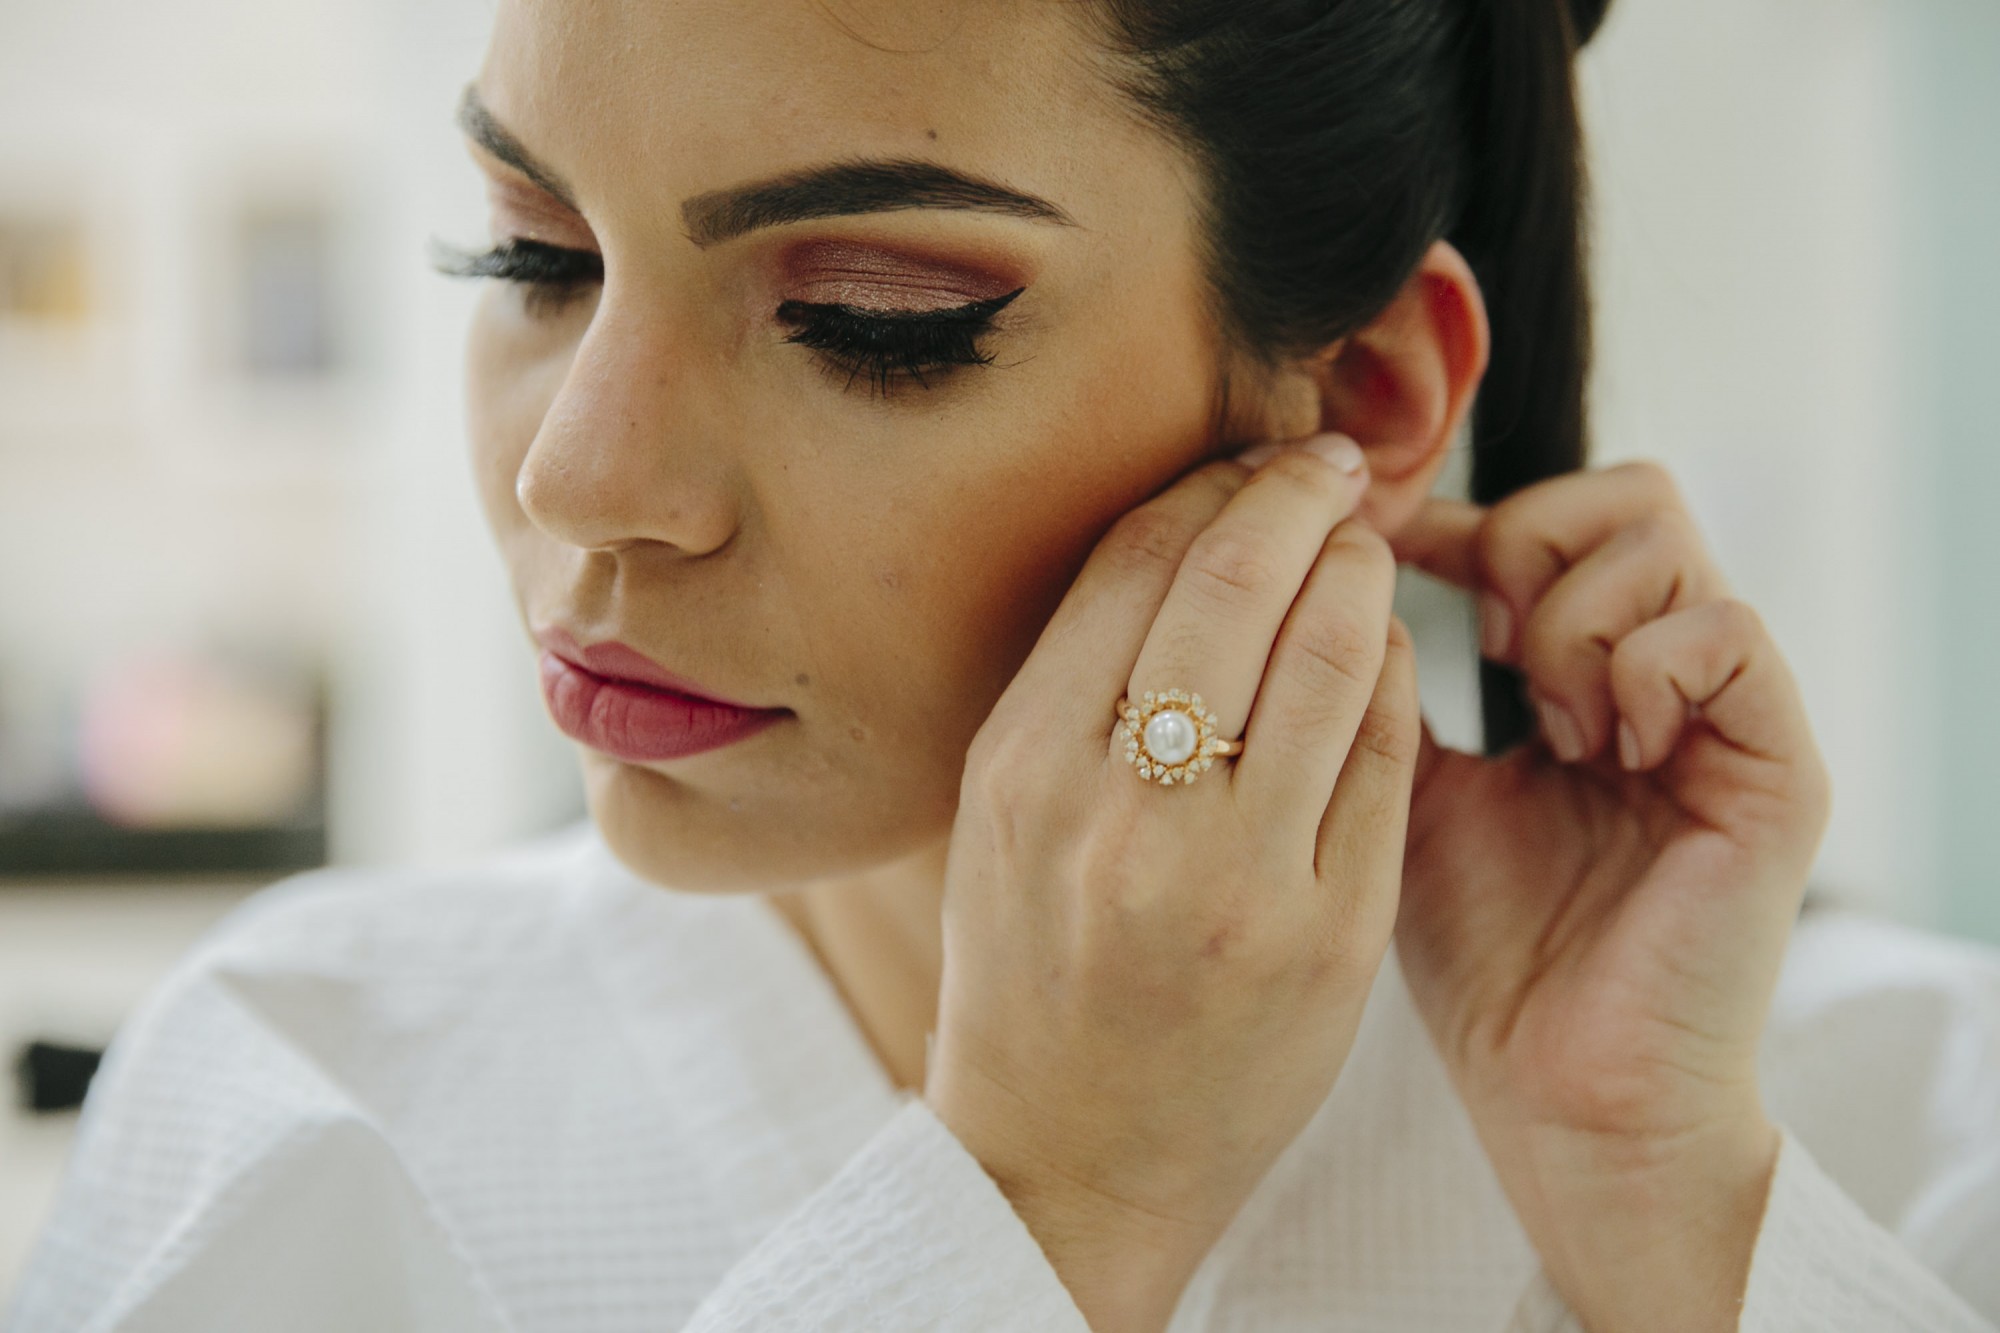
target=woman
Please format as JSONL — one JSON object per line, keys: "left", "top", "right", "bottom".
{"left": 9, "top": 1, "right": 1998, "bottom": 1329}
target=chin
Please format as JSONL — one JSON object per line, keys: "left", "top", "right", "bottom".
{"left": 577, "top": 745, "right": 958, "bottom": 895}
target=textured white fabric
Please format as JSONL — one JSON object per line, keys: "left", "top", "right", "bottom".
{"left": 5, "top": 817, "right": 1997, "bottom": 1332}
{"left": 680, "top": 1097, "right": 1089, "bottom": 1332}
{"left": 1737, "top": 1129, "right": 1996, "bottom": 1332}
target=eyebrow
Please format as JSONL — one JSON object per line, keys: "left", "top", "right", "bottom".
{"left": 455, "top": 84, "right": 1075, "bottom": 246}
{"left": 681, "top": 159, "right": 1073, "bottom": 246}
{"left": 457, "top": 86, "right": 579, "bottom": 210}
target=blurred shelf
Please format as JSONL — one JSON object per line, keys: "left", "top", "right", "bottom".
{"left": 0, "top": 807, "right": 325, "bottom": 879}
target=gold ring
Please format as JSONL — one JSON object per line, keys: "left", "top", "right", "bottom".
{"left": 1115, "top": 690, "right": 1243, "bottom": 787}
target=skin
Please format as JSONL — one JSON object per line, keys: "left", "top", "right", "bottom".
{"left": 461, "top": 2, "right": 1830, "bottom": 1329}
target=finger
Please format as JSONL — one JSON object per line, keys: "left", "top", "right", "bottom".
{"left": 1404, "top": 709, "right": 1477, "bottom": 853}
{"left": 1607, "top": 599, "right": 1830, "bottom": 830}
{"left": 1308, "top": 613, "right": 1420, "bottom": 964}
{"left": 1232, "top": 517, "right": 1399, "bottom": 829}
{"left": 1126, "top": 433, "right": 1372, "bottom": 749}
{"left": 1470, "top": 460, "right": 1703, "bottom": 664}
{"left": 1516, "top": 508, "right": 1729, "bottom": 764}
{"left": 998, "top": 459, "right": 1252, "bottom": 744}
{"left": 1413, "top": 710, "right": 1444, "bottom": 799}
{"left": 1389, "top": 496, "right": 1484, "bottom": 590}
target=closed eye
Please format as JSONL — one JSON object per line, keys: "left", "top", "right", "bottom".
{"left": 434, "top": 236, "right": 1027, "bottom": 396}
{"left": 775, "top": 288, "right": 1024, "bottom": 397}
{"left": 431, "top": 238, "right": 603, "bottom": 317}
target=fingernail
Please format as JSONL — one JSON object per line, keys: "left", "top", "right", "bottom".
{"left": 1617, "top": 719, "right": 1642, "bottom": 771}
{"left": 1536, "top": 696, "right": 1585, "bottom": 763}
{"left": 1478, "top": 593, "right": 1513, "bottom": 660}
{"left": 1234, "top": 441, "right": 1283, "bottom": 469}
{"left": 1302, "top": 433, "right": 1367, "bottom": 476}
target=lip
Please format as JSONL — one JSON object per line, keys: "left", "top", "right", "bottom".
{"left": 532, "top": 626, "right": 788, "bottom": 763}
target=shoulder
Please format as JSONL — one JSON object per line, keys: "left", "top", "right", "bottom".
{"left": 67, "top": 815, "right": 650, "bottom": 1164}
{"left": 94, "top": 816, "right": 679, "bottom": 1117}
{"left": 1761, "top": 903, "right": 2000, "bottom": 1274}
{"left": 4, "top": 825, "right": 618, "bottom": 1329}
{"left": 185, "top": 816, "right": 607, "bottom": 979}
{"left": 80, "top": 817, "right": 619, "bottom": 1109}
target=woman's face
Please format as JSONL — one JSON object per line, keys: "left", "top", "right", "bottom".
{"left": 464, "top": 0, "right": 1284, "bottom": 892}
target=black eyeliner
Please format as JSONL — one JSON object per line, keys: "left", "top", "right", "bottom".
{"left": 432, "top": 235, "right": 1023, "bottom": 395}
{"left": 776, "top": 287, "right": 1024, "bottom": 394}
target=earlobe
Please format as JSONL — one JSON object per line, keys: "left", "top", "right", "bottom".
{"left": 1314, "top": 240, "right": 1490, "bottom": 533}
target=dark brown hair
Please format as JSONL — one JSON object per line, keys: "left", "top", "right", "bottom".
{"left": 1088, "top": 0, "right": 1613, "bottom": 752}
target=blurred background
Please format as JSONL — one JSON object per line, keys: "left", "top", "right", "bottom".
{"left": 1, "top": 0, "right": 1996, "bottom": 1301}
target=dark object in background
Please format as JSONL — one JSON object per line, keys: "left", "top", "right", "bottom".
{"left": 0, "top": 805, "right": 325, "bottom": 878}
{"left": 14, "top": 1039, "right": 103, "bottom": 1113}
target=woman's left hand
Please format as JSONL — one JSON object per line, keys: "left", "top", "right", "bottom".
{"left": 1387, "top": 460, "right": 1833, "bottom": 1333}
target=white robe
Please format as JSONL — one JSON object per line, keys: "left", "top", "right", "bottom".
{"left": 5, "top": 818, "right": 1997, "bottom": 1332}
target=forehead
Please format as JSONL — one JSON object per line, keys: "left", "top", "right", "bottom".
{"left": 479, "top": 0, "right": 1185, "bottom": 234}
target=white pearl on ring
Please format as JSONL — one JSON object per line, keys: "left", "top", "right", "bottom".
{"left": 1144, "top": 709, "right": 1199, "bottom": 767}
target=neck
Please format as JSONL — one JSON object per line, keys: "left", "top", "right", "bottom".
{"left": 764, "top": 837, "right": 950, "bottom": 1094}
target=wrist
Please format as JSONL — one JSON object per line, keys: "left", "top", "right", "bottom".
{"left": 1517, "top": 1113, "right": 1782, "bottom": 1333}
{"left": 924, "top": 1086, "right": 1214, "bottom": 1333}
{"left": 1002, "top": 1182, "right": 1211, "bottom": 1333}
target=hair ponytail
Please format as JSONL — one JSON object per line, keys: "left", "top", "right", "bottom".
{"left": 1447, "top": 0, "right": 1601, "bottom": 752}
{"left": 1088, "top": 0, "right": 1612, "bottom": 753}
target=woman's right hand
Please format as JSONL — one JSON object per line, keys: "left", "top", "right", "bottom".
{"left": 921, "top": 433, "right": 1422, "bottom": 1333}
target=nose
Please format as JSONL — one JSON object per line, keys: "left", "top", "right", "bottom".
{"left": 514, "top": 296, "right": 739, "bottom": 556}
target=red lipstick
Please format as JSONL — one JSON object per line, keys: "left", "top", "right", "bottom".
{"left": 533, "top": 626, "right": 787, "bottom": 763}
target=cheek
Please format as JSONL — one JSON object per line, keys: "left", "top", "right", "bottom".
{"left": 465, "top": 291, "right": 576, "bottom": 548}
{"left": 807, "top": 306, "right": 1222, "bottom": 748}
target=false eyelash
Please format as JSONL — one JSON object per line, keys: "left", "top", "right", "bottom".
{"left": 430, "top": 238, "right": 603, "bottom": 316}
{"left": 775, "top": 288, "right": 1025, "bottom": 397}
{"left": 432, "top": 237, "right": 1024, "bottom": 394}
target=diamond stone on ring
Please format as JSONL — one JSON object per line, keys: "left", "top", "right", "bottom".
{"left": 1115, "top": 690, "right": 1244, "bottom": 787}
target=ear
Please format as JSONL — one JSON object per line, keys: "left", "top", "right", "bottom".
{"left": 1273, "top": 240, "right": 1490, "bottom": 538}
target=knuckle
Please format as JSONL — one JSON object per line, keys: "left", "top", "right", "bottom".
{"left": 1617, "top": 458, "right": 1683, "bottom": 504}
{"left": 1179, "top": 461, "right": 1251, "bottom": 512}
{"left": 1606, "top": 631, "right": 1652, "bottom": 694}
{"left": 1519, "top": 600, "right": 1601, "bottom": 678}
{"left": 1350, "top": 693, "right": 1419, "bottom": 770}
{"left": 1262, "top": 446, "right": 1352, "bottom": 497}
{"left": 965, "top": 718, "right": 1043, "bottom": 804}
{"left": 1287, "top": 609, "right": 1380, "bottom": 699}
{"left": 1193, "top": 456, "right": 1254, "bottom": 493}
{"left": 1384, "top": 612, "right": 1416, "bottom": 656}
{"left": 1303, "top": 889, "right": 1382, "bottom": 988}
{"left": 1104, "top": 505, "right": 1195, "bottom": 580}
{"left": 1633, "top": 504, "right": 1684, "bottom": 543}
{"left": 1712, "top": 597, "right": 1765, "bottom": 643}
{"left": 963, "top": 725, "right": 1052, "bottom": 864}
{"left": 1472, "top": 506, "right": 1517, "bottom": 586}
{"left": 1183, "top": 528, "right": 1287, "bottom": 604}
{"left": 1333, "top": 516, "right": 1394, "bottom": 567}
{"left": 1635, "top": 506, "right": 1702, "bottom": 567}
{"left": 1324, "top": 522, "right": 1399, "bottom": 599}
{"left": 1515, "top": 596, "right": 1563, "bottom": 660}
